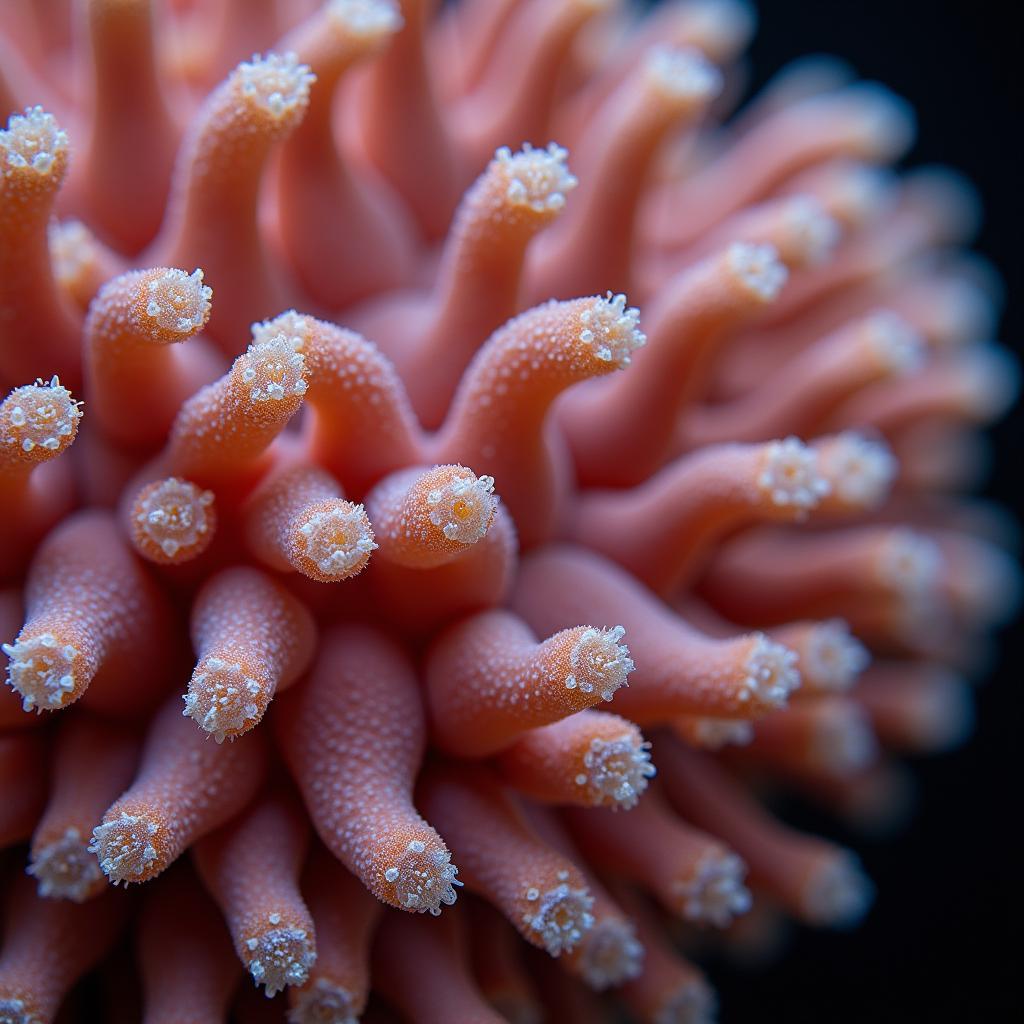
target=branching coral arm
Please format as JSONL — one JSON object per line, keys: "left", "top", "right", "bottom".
{"left": 0, "top": 107, "right": 81, "bottom": 388}
{"left": 3, "top": 511, "right": 176, "bottom": 715}
{"left": 645, "top": 84, "right": 914, "bottom": 248}
{"left": 453, "top": 0, "right": 610, "bottom": 169}
{"left": 372, "top": 909, "right": 506, "bottom": 1024}
{"left": 275, "top": 625, "right": 461, "bottom": 915}
{"left": 698, "top": 525, "right": 946, "bottom": 633}
{"left": 28, "top": 714, "right": 140, "bottom": 902}
{"left": 520, "top": 804, "right": 646, "bottom": 992}
{"left": 243, "top": 461, "right": 376, "bottom": 582}
{"left": 559, "top": 243, "right": 787, "bottom": 487}
{"left": 252, "top": 311, "right": 422, "bottom": 496}
{"left": 496, "top": 710, "right": 655, "bottom": 811}
{"left": 364, "top": 463, "right": 497, "bottom": 569}
{"left": 525, "top": 45, "right": 722, "bottom": 300}
{"left": 740, "top": 697, "right": 879, "bottom": 780}
{"left": 126, "top": 476, "right": 218, "bottom": 566}
{"left": 564, "top": 793, "right": 752, "bottom": 927}
{"left": 47, "top": 217, "right": 124, "bottom": 313}
{"left": 614, "top": 885, "right": 718, "bottom": 1024}
{"left": 0, "top": 732, "right": 47, "bottom": 850}
{"left": 855, "top": 663, "right": 974, "bottom": 754}
{"left": 420, "top": 764, "right": 595, "bottom": 957}
{"left": 682, "top": 310, "right": 926, "bottom": 448}
{"left": 0, "top": 877, "right": 128, "bottom": 1024}
{"left": 466, "top": 900, "right": 544, "bottom": 1020}
{"left": 152, "top": 53, "right": 314, "bottom": 350}
{"left": 384, "top": 142, "right": 578, "bottom": 430}
{"left": 89, "top": 694, "right": 269, "bottom": 886}
{"left": 83, "top": 266, "right": 219, "bottom": 450}
{"left": 425, "top": 609, "right": 635, "bottom": 757}
{"left": 0, "top": 376, "right": 83, "bottom": 575}
{"left": 433, "top": 293, "right": 645, "bottom": 547}
{"left": 514, "top": 546, "right": 801, "bottom": 723}
{"left": 194, "top": 787, "right": 316, "bottom": 997}
{"left": 138, "top": 864, "right": 240, "bottom": 1024}
{"left": 69, "top": 0, "right": 178, "bottom": 254}
{"left": 368, "top": 504, "right": 518, "bottom": 638}
{"left": 166, "top": 330, "right": 310, "bottom": 486}
{"left": 571, "top": 437, "right": 831, "bottom": 594}
{"left": 286, "top": 845, "right": 381, "bottom": 1024}
{"left": 657, "top": 737, "right": 874, "bottom": 927}
{"left": 184, "top": 566, "right": 316, "bottom": 742}
{"left": 358, "top": 0, "right": 461, "bottom": 240}
{"left": 278, "top": 0, "right": 413, "bottom": 310}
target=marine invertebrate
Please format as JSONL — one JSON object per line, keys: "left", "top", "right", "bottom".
{"left": 0, "top": 1, "right": 1015, "bottom": 1022}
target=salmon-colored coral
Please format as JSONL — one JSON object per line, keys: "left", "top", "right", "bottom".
{"left": 0, "top": 1, "right": 1015, "bottom": 1021}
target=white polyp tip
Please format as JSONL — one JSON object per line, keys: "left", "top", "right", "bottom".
{"left": 0, "top": 998, "right": 34, "bottom": 1024}
{"left": 740, "top": 635, "right": 801, "bottom": 707}
{"left": 690, "top": 716, "right": 754, "bottom": 750}
{"left": 817, "top": 432, "right": 897, "bottom": 509}
{"left": 142, "top": 268, "right": 212, "bottom": 336}
{"left": 578, "top": 294, "right": 646, "bottom": 368}
{"left": 246, "top": 926, "right": 317, "bottom": 997}
{"left": 727, "top": 242, "right": 788, "bottom": 301}
{"left": 644, "top": 45, "right": 723, "bottom": 104}
{"left": 802, "top": 852, "right": 874, "bottom": 928}
{"left": 27, "top": 827, "right": 103, "bottom": 902}
{"left": 240, "top": 332, "right": 309, "bottom": 403}
{"left": 495, "top": 141, "right": 578, "bottom": 214}
{"left": 1, "top": 376, "right": 83, "bottom": 460}
{"left": 803, "top": 619, "right": 870, "bottom": 691}
{"left": 523, "top": 881, "right": 594, "bottom": 956}
{"left": 676, "top": 851, "right": 752, "bottom": 928}
{"left": 655, "top": 978, "right": 718, "bottom": 1024}
{"left": 3, "top": 633, "right": 81, "bottom": 712}
{"left": 234, "top": 52, "right": 315, "bottom": 120}
{"left": 296, "top": 502, "right": 376, "bottom": 578}
{"left": 781, "top": 195, "right": 842, "bottom": 266}
{"left": 1, "top": 106, "right": 68, "bottom": 177}
{"left": 911, "top": 673, "right": 975, "bottom": 752}
{"left": 48, "top": 220, "right": 96, "bottom": 283}
{"left": 184, "top": 657, "right": 265, "bottom": 742}
{"left": 386, "top": 841, "right": 461, "bottom": 915}
{"left": 133, "top": 477, "right": 215, "bottom": 563}
{"left": 830, "top": 162, "right": 894, "bottom": 225}
{"left": 847, "top": 82, "right": 916, "bottom": 159}
{"left": 326, "top": 0, "right": 403, "bottom": 40}
{"left": 682, "top": 0, "right": 757, "bottom": 55}
{"left": 251, "top": 309, "right": 313, "bottom": 349}
{"left": 577, "top": 920, "right": 644, "bottom": 989}
{"left": 863, "top": 310, "right": 926, "bottom": 375}
{"left": 88, "top": 813, "right": 160, "bottom": 884}
{"left": 579, "top": 733, "right": 656, "bottom": 809}
{"left": 757, "top": 436, "right": 830, "bottom": 514}
{"left": 286, "top": 979, "right": 358, "bottom": 1024}
{"left": 959, "top": 344, "right": 1021, "bottom": 419}
{"left": 567, "top": 625, "right": 634, "bottom": 702}
{"left": 425, "top": 468, "right": 498, "bottom": 545}
{"left": 876, "top": 529, "right": 943, "bottom": 597}
{"left": 813, "top": 702, "right": 879, "bottom": 776}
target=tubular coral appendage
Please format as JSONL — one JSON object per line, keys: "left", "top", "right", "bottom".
{"left": 0, "top": 2, "right": 1011, "bottom": 1019}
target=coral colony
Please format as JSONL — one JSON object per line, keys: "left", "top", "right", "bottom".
{"left": 0, "top": 1, "right": 1016, "bottom": 1022}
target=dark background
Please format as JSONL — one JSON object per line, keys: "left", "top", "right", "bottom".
{"left": 691, "top": 1, "right": 1022, "bottom": 1020}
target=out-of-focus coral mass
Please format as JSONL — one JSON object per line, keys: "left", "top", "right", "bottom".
{"left": 0, "top": 0, "right": 1016, "bottom": 1021}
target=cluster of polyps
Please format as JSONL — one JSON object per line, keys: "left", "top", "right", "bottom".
{"left": 0, "top": 1, "right": 1016, "bottom": 1022}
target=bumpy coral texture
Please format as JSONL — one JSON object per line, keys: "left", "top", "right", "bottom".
{"left": 0, "top": 1, "right": 1016, "bottom": 1022}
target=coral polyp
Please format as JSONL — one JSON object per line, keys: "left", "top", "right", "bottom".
{"left": 0, "top": 1, "right": 1015, "bottom": 1022}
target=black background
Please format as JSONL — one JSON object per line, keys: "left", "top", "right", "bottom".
{"left": 688, "top": 1, "right": 1022, "bottom": 1020}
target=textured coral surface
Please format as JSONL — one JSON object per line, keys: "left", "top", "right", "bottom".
{"left": 0, "top": 1, "right": 1017, "bottom": 1022}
